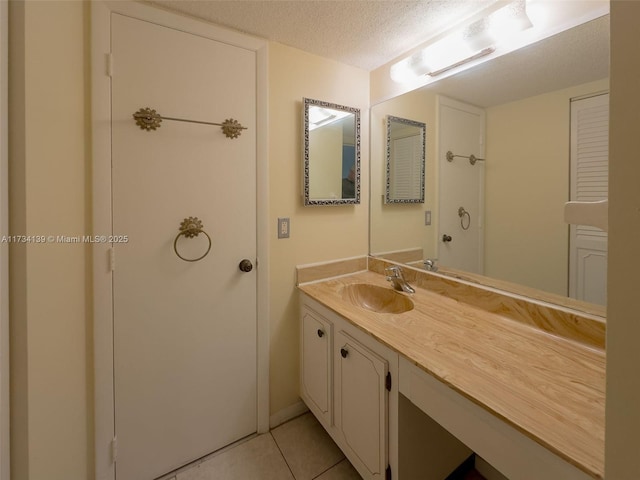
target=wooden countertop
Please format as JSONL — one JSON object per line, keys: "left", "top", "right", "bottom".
{"left": 298, "top": 270, "right": 605, "bottom": 479}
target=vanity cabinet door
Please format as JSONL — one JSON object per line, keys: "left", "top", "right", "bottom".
{"left": 335, "top": 330, "right": 388, "bottom": 479}
{"left": 300, "top": 306, "right": 333, "bottom": 427}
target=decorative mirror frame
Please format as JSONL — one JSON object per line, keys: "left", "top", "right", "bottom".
{"left": 385, "top": 115, "right": 426, "bottom": 204}
{"left": 303, "top": 97, "right": 361, "bottom": 206}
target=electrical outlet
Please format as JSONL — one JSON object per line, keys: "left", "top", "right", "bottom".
{"left": 277, "top": 218, "right": 290, "bottom": 239}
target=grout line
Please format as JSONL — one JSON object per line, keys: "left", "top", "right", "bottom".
{"left": 154, "top": 433, "right": 259, "bottom": 480}
{"left": 269, "top": 431, "right": 298, "bottom": 479}
{"left": 272, "top": 412, "right": 355, "bottom": 480}
{"left": 310, "top": 458, "right": 347, "bottom": 480}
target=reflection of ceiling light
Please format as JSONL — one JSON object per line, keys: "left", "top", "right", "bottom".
{"left": 309, "top": 108, "right": 350, "bottom": 130}
{"left": 390, "top": 0, "right": 533, "bottom": 83}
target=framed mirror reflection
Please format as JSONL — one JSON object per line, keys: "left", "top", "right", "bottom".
{"left": 303, "top": 97, "right": 360, "bottom": 206}
{"left": 386, "top": 115, "right": 426, "bottom": 204}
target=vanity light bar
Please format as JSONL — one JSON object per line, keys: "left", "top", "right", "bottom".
{"left": 427, "top": 46, "right": 495, "bottom": 77}
{"left": 390, "top": 0, "right": 532, "bottom": 83}
{"left": 308, "top": 108, "right": 351, "bottom": 131}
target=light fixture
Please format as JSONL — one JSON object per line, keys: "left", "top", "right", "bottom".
{"left": 308, "top": 107, "right": 350, "bottom": 131}
{"left": 390, "top": 0, "right": 533, "bottom": 83}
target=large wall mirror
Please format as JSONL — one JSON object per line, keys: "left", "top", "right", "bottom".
{"left": 386, "top": 116, "right": 426, "bottom": 204}
{"left": 370, "top": 15, "right": 609, "bottom": 315}
{"left": 303, "top": 98, "right": 360, "bottom": 206}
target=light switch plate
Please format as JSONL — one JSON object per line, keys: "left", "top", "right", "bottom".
{"left": 425, "top": 210, "right": 432, "bottom": 226}
{"left": 278, "top": 218, "right": 290, "bottom": 239}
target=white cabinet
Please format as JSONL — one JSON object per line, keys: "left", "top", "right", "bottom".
{"left": 300, "top": 294, "right": 398, "bottom": 480}
{"left": 300, "top": 305, "right": 333, "bottom": 426}
{"left": 335, "top": 330, "right": 389, "bottom": 479}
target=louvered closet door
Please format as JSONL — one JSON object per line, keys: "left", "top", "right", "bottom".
{"left": 390, "top": 134, "right": 422, "bottom": 200}
{"left": 569, "top": 93, "right": 609, "bottom": 305}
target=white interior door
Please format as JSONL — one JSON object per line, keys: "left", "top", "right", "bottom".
{"left": 111, "top": 13, "right": 257, "bottom": 480}
{"left": 569, "top": 93, "right": 609, "bottom": 305}
{"left": 438, "top": 97, "right": 485, "bottom": 274}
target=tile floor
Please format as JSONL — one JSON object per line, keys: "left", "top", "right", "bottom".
{"left": 163, "top": 412, "right": 363, "bottom": 480}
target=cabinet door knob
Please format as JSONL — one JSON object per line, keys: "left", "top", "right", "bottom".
{"left": 340, "top": 347, "right": 349, "bottom": 358}
{"left": 317, "top": 329, "right": 324, "bottom": 338}
{"left": 442, "top": 234, "right": 452, "bottom": 243}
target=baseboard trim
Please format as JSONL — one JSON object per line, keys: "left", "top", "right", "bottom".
{"left": 269, "top": 401, "right": 309, "bottom": 429}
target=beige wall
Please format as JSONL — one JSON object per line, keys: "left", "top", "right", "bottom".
{"left": 484, "top": 78, "right": 608, "bottom": 295}
{"left": 9, "top": 1, "right": 92, "bottom": 479}
{"left": 268, "top": 42, "right": 369, "bottom": 416}
{"left": 370, "top": 89, "right": 437, "bottom": 259}
{"left": 606, "top": 1, "right": 640, "bottom": 478}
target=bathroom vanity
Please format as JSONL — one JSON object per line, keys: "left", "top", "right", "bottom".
{"left": 298, "top": 257, "right": 605, "bottom": 480}
{"left": 301, "top": 295, "right": 399, "bottom": 479}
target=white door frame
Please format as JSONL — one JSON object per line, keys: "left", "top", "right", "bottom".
{"left": 0, "top": 2, "right": 10, "bottom": 479}
{"left": 91, "top": 3, "right": 269, "bottom": 478}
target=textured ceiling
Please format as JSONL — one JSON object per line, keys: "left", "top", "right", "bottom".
{"left": 146, "top": 1, "right": 609, "bottom": 106}
{"left": 147, "top": 0, "right": 502, "bottom": 70}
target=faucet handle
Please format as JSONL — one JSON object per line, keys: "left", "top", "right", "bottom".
{"left": 385, "top": 265, "right": 401, "bottom": 276}
{"left": 384, "top": 265, "right": 415, "bottom": 293}
{"left": 385, "top": 265, "right": 406, "bottom": 282}
{"left": 385, "top": 265, "right": 397, "bottom": 282}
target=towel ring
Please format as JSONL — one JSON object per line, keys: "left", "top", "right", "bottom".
{"left": 173, "top": 217, "right": 212, "bottom": 262}
{"left": 458, "top": 207, "right": 471, "bottom": 230}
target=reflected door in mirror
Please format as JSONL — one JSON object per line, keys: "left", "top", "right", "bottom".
{"left": 438, "top": 98, "right": 485, "bottom": 275}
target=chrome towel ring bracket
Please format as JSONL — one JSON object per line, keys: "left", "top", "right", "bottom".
{"left": 173, "top": 216, "right": 212, "bottom": 262}
{"left": 458, "top": 207, "right": 471, "bottom": 230}
{"left": 133, "top": 107, "right": 247, "bottom": 139}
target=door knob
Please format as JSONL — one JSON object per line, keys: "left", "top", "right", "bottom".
{"left": 442, "top": 234, "right": 452, "bottom": 243}
{"left": 340, "top": 347, "right": 349, "bottom": 358}
{"left": 238, "top": 259, "right": 253, "bottom": 272}
{"left": 317, "top": 329, "right": 324, "bottom": 338}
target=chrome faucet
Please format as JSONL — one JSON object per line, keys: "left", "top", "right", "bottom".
{"left": 424, "top": 258, "right": 438, "bottom": 272}
{"left": 385, "top": 266, "right": 415, "bottom": 294}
